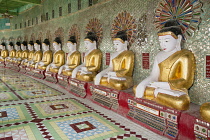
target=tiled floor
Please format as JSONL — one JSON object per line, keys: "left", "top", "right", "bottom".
{"left": 0, "top": 68, "right": 169, "bottom": 140}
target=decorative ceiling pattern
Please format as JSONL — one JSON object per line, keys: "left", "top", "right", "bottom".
{"left": 0, "top": 0, "right": 41, "bottom": 16}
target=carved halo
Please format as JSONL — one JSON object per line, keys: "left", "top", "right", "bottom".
{"left": 46, "top": 30, "right": 53, "bottom": 43}
{"left": 54, "top": 27, "right": 64, "bottom": 44}
{"left": 30, "top": 33, "right": 35, "bottom": 42}
{"left": 38, "top": 32, "right": 43, "bottom": 42}
{"left": 8, "top": 37, "right": 15, "bottom": 42}
{"left": 111, "top": 11, "right": 137, "bottom": 47}
{"left": 69, "top": 24, "right": 80, "bottom": 46}
{"left": 16, "top": 36, "right": 22, "bottom": 42}
{"left": 154, "top": 0, "right": 203, "bottom": 39}
{"left": 24, "top": 35, "right": 28, "bottom": 42}
{"left": 85, "top": 18, "right": 103, "bottom": 45}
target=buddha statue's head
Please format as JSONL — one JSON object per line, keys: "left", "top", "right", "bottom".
{"left": 67, "top": 36, "right": 77, "bottom": 52}
{"left": 34, "top": 40, "right": 42, "bottom": 51}
{"left": 0, "top": 42, "right": 6, "bottom": 50}
{"left": 21, "top": 41, "right": 27, "bottom": 51}
{"left": 42, "top": 39, "right": 50, "bottom": 51}
{"left": 84, "top": 32, "right": 97, "bottom": 50}
{"left": 158, "top": 20, "right": 182, "bottom": 52}
{"left": 53, "top": 37, "right": 62, "bottom": 51}
{"left": 15, "top": 42, "right": 21, "bottom": 51}
{"left": 28, "top": 41, "right": 34, "bottom": 51}
{"left": 8, "top": 42, "right": 14, "bottom": 51}
{"left": 113, "top": 31, "right": 128, "bottom": 52}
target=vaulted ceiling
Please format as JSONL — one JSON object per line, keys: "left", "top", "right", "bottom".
{"left": 0, "top": 0, "right": 41, "bottom": 16}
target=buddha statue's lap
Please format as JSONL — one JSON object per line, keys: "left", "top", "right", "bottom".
{"left": 27, "top": 40, "right": 42, "bottom": 68}
{"left": 134, "top": 20, "right": 195, "bottom": 110}
{"left": 200, "top": 102, "right": 210, "bottom": 122}
{"left": 0, "top": 43, "right": 9, "bottom": 62}
{"left": 95, "top": 31, "right": 134, "bottom": 90}
{"left": 58, "top": 36, "right": 81, "bottom": 77}
{"left": 46, "top": 37, "right": 65, "bottom": 74}
{"left": 71, "top": 32, "right": 102, "bottom": 82}
{"left": 5, "top": 42, "right": 16, "bottom": 63}
{"left": 35, "top": 39, "right": 52, "bottom": 70}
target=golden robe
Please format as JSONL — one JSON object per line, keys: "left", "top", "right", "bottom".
{"left": 76, "top": 49, "right": 102, "bottom": 82}
{"left": 100, "top": 50, "right": 134, "bottom": 90}
{"left": 49, "top": 50, "right": 65, "bottom": 73}
{"left": 37, "top": 50, "right": 53, "bottom": 70}
{"left": 61, "top": 51, "right": 81, "bottom": 76}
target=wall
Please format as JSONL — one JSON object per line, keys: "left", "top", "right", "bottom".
{"left": 0, "top": 0, "right": 210, "bottom": 105}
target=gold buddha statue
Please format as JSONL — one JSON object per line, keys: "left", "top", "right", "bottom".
{"left": 58, "top": 36, "right": 81, "bottom": 77}
{"left": 71, "top": 32, "right": 102, "bottom": 82}
{"left": 134, "top": 20, "right": 195, "bottom": 110}
{"left": 94, "top": 31, "right": 134, "bottom": 90}
{"left": 35, "top": 39, "right": 53, "bottom": 70}
{"left": 5, "top": 42, "right": 16, "bottom": 62}
{"left": 12, "top": 42, "right": 22, "bottom": 63}
{"left": 19, "top": 41, "right": 29, "bottom": 64}
{"left": 27, "top": 40, "right": 43, "bottom": 68}
{"left": 0, "top": 42, "right": 9, "bottom": 62}
{"left": 200, "top": 103, "right": 210, "bottom": 122}
{"left": 46, "top": 37, "right": 65, "bottom": 73}
{"left": 21, "top": 41, "right": 35, "bottom": 66}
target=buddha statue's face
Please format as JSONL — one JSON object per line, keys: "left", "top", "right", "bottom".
{"left": 158, "top": 35, "right": 178, "bottom": 52}
{"left": 0, "top": 45, "right": 2, "bottom": 49}
{"left": 113, "top": 40, "right": 127, "bottom": 52}
{"left": 28, "top": 44, "right": 34, "bottom": 51}
{"left": 15, "top": 45, "right": 20, "bottom": 50}
{"left": 67, "top": 41, "right": 76, "bottom": 52}
{"left": 21, "top": 44, "right": 26, "bottom": 51}
{"left": 34, "top": 43, "right": 40, "bottom": 51}
{"left": 53, "top": 42, "right": 61, "bottom": 51}
{"left": 84, "top": 40, "right": 95, "bottom": 50}
{"left": 8, "top": 45, "right": 13, "bottom": 51}
{"left": 42, "top": 43, "right": 49, "bottom": 51}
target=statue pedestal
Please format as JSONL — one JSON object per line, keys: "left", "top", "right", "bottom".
{"left": 68, "top": 78, "right": 87, "bottom": 98}
{"left": 194, "top": 118, "right": 210, "bottom": 140}
{"left": 19, "top": 65, "right": 27, "bottom": 74}
{"left": 0, "top": 61, "right": 5, "bottom": 67}
{"left": 11, "top": 62, "right": 20, "bottom": 71}
{"left": 26, "top": 67, "right": 35, "bottom": 76}
{"left": 57, "top": 75, "right": 69, "bottom": 89}
{"left": 45, "top": 72, "right": 58, "bottom": 83}
{"left": 118, "top": 90, "right": 182, "bottom": 140}
{"left": 33, "top": 69, "right": 46, "bottom": 79}
{"left": 88, "top": 83, "right": 121, "bottom": 111}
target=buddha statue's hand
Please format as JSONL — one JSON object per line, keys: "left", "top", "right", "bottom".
{"left": 135, "top": 83, "right": 147, "bottom": 98}
{"left": 39, "top": 62, "right": 44, "bottom": 66}
{"left": 149, "top": 82, "right": 171, "bottom": 90}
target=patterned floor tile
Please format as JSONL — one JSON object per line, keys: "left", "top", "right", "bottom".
{"left": 0, "top": 104, "right": 32, "bottom": 125}
{"left": 15, "top": 89, "right": 64, "bottom": 99}
{"left": 0, "top": 84, "right": 10, "bottom": 91}
{"left": 30, "top": 99, "right": 90, "bottom": 118}
{"left": 43, "top": 113, "right": 125, "bottom": 140}
{"left": 0, "top": 92, "right": 19, "bottom": 102}
{"left": 0, "top": 123, "right": 44, "bottom": 140}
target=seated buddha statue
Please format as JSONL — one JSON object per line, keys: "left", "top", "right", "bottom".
{"left": 27, "top": 40, "right": 43, "bottom": 68}
{"left": 200, "top": 103, "right": 210, "bottom": 122}
{"left": 94, "top": 31, "right": 134, "bottom": 90}
{"left": 46, "top": 37, "right": 65, "bottom": 73}
{"left": 16, "top": 41, "right": 29, "bottom": 64}
{"left": 134, "top": 20, "right": 195, "bottom": 110}
{"left": 71, "top": 32, "right": 102, "bottom": 82}
{"left": 5, "top": 42, "right": 16, "bottom": 62}
{"left": 21, "top": 41, "right": 35, "bottom": 66}
{"left": 58, "top": 36, "right": 81, "bottom": 77}
{"left": 0, "top": 42, "right": 9, "bottom": 62}
{"left": 35, "top": 39, "right": 53, "bottom": 70}
{"left": 12, "top": 42, "right": 22, "bottom": 63}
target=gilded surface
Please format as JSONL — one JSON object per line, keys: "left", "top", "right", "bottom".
{"left": 76, "top": 49, "right": 102, "bottom": 81}
{"left": 100, "top": 50, "right": 135, "bottom": 90}
{"left": 9, "top": 50, "right": 16, "bottom": 58}
{"left": 0, "top": 50, "right": 9, "bottom": 59}
{"left": 62, "top": 51, "right": 81, "bottom": 76}
{"left": 200, "top": 102, "right": 210, "bottom": 122}
{"left": 37, "top": 50, "right": 53, "bottom": 70}
{"left": 21, "top": 50, "right": 29, "bottom": 60}
{"left": 49, "top": 50, "right": 65, "bottom": 73}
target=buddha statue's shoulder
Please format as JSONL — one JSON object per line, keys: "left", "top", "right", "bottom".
{"left": 122, "top": 50, "right": 134, "bottom": 56}
{"left": 46, "top": 50, "right": 52, "bottom": 54}
{"left": 30, "top": 50, "right": 35, "bottom": 53}
{"left": 57, "top": 50, "right": 65, "bottom": 54}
